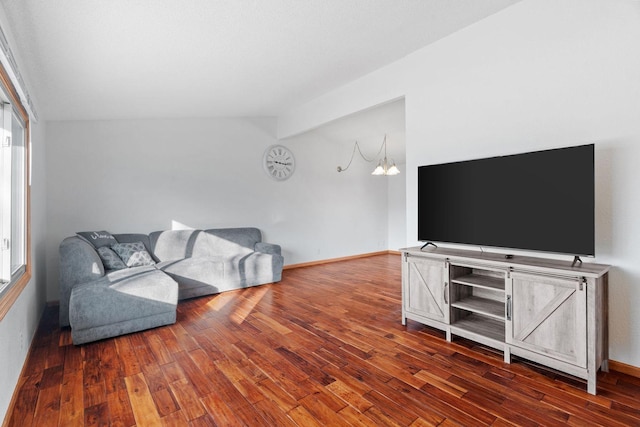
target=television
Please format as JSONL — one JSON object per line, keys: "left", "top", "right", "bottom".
{"left": 417, "top": 144, "right": 595, "bottom": 257}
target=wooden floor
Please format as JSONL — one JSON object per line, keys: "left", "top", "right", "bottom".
{"left": 6, "top": 254, "right": 640, "bottom": 426}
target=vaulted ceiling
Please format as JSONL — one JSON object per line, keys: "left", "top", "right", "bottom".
{"left": 1, "top": 0, "right": 520, "bottom": 121}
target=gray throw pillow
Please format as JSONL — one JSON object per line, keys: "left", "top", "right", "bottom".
{"left": 77, "top": 230, "right": 118, "bottom": 248}
{"left": 97, "top": 246, "right": 127, "bottom": 270}
{"left": 111, "top": 241, "right": 156, "bottom": 267}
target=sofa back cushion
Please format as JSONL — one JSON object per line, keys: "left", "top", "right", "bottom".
{"left": 149, "top": 230, "right": 214, "bottom": 261}
{"left": 112, "top": 242, "right": 156, "bottom": 267}
{"left": 76, "top": 230, "right": 118, "bottom": 248}
{"left": 204, "top": 227, "right": 261, "bottom": 257}
{"left": 113, "top": 233, "right": 157, "bottom": 262}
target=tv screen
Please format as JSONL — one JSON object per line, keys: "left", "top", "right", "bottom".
{"left": 418, "top": 144, "right": 595, "bottom": 256}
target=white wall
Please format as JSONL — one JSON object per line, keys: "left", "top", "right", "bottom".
{"left": 285, "top": 98, "right": 407, "bottom": 253}
{"left": 387, "top": 168, "right": 406, "bottom": 251}
{"left": 45, "top": 117, "right": 390, "bottom": 301}
{"left": 0, "top": 6, "right": 48, "bottom": 422}
{"left": 0, "top": 120, "right": 47, "bottom": 422}
{"left": 278, "top": 0, "right": 640, "bottom": 367}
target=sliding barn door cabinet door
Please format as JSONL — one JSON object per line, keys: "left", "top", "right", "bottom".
{"left": 506, "top": 272, "right": 587, "bottom": 368}
{"left": 401, "top": 254, "right": 450, "bottom": 327}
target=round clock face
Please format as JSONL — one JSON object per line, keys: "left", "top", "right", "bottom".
{"left": 263, "top": 145, "right": 295, "bottom": 181}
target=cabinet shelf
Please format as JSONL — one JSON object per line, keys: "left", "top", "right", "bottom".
{"left": 451, "top": 314, "right": 505, "bottom": 343}
{"left": 452, "top": 273, "right": 504, "bottom": 291}
{"left": 451, "top": 296, "right": 504, "bottom": 320}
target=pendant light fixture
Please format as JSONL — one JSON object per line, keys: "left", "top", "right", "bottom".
{"left": 337, "top": 134, "right": 400, "bottom": 176}
{"left": 371, "top": 135, "right": 400, "bottom": 176}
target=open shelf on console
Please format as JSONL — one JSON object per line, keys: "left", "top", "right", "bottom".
{"left": 449, "top": 263, "right": 506, "bottom": 344}
{"left": 450, "top": 314, "right": 505, "bottom": 345}
{"left": 451, "top": 296, "right": 504, "bottom": 320}
{"left": 451, "top": 273, "right": 504, "bottom": 291}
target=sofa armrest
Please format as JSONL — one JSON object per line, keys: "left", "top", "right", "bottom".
{"left": 255, "top": 242, "right": 281, "bottom": 256}
{"left": 59, "top": 236, "right": 106, "bottom": 327}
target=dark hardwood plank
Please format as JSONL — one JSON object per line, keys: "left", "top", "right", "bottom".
{"left": 123, "top": 372, "right": 162, "bottom": 425}
{"left": 168, "top": 378, "right": 205, "bottom": 421}
{"left": 58, "top": 370, "right": 84, "bottom": 426}
{"left": 84, "top": 401, "right": 109, "bottom": 427}
{"left": 31, "top": 384, "right": 61, "bottom": 427}
{"left": 5, "top": 254, "right": 640, "bottom": 426}
{"left": 199, "top": 390, "right": 243, "bottom": 426}
{"left": 6, "top": 379, "right": 38, "bottom": 427}
{"left": 106, "top": 385, "right": 136, "bottom": 427}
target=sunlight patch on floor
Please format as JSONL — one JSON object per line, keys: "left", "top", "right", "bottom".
{"left": 230, "top": 286, "right": 270, "bottom": 325}
{"left": 206, "top": 291, "right": 237, "bottom": 312}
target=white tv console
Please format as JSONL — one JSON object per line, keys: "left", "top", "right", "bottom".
{"left": 401, "top": 246, "right": 610, "bottom": 395}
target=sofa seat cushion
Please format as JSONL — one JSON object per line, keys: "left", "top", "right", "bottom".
{"left": 157, "top": 257, "right": 225, "bottom": 298}
{"left": 69, "top": 266, "right": 178, "bottom": 333}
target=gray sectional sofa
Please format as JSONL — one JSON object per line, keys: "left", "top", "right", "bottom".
{"left": 59, "top": 227, "right": 284, "bottom": 345}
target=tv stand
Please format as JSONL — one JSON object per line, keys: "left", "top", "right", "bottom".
{"left": 420, "top": 241, "right": 437, "bottom": 250}
{"left": 572, "top": 255, "right": 583, "bottom": 266}
{"left": 401, "top": 246, "right": 610, "bottom": 395}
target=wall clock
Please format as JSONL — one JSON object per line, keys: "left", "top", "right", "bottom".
{"left": 263, "top": 144, "right": 295, "bottom": 181}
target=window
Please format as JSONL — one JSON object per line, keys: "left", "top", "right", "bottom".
{"left": 1, "top": 100, "right": 26, "bottom": 282}
{"left": 0, "top": 63, "right": 30, "bottom": 317}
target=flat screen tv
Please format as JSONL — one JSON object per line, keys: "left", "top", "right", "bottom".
{"left": 418, "top": 144, "right": 595, "bottom": 257}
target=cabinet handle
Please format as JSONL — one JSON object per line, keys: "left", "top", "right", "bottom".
{"left": 506, "top": 295, "right": 512, "bottom": 321}
{"left": 444, "top": 282, "right": 448, "bottom": 304}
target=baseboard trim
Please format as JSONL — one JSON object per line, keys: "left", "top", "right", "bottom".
{"left": 609, "top": 360, "right": 640, "bottom": 379}
{"left": 283, "top": 250, "right": 400, "bottom": 270}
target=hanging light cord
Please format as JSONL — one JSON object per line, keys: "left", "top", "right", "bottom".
{"left": 337, "top": 137, "right": 387, "bottom": 172}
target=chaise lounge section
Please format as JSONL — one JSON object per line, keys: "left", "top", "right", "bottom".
{"left": 59, "top": 227, "right": 284, "bottom": 344}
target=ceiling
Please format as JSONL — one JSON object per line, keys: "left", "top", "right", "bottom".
{"left": 1, "top": 0, "right": 520, "bottom": 121}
